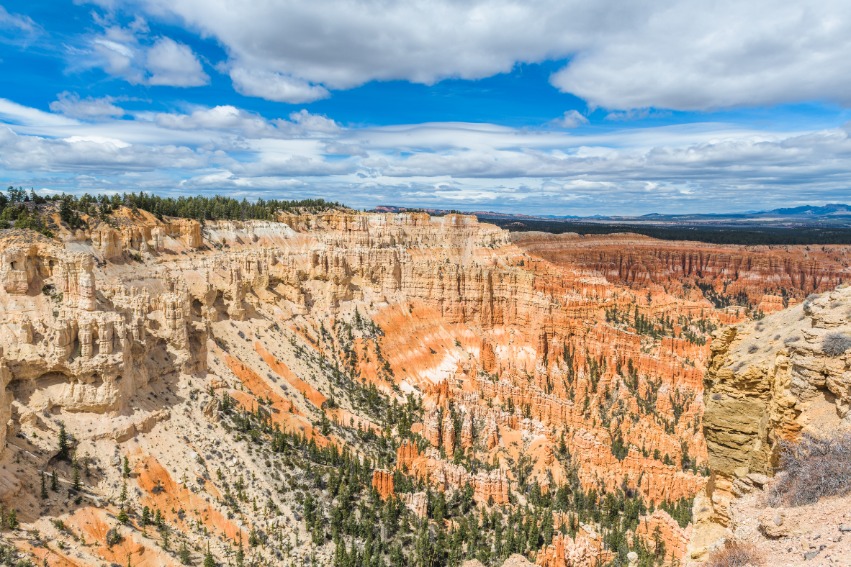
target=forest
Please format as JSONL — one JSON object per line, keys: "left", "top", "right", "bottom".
{"left": 0, "top": 187, "right": 346, "bottom": 237}
{"left": 484, "top": 217, "right": 851, "bottom": 245}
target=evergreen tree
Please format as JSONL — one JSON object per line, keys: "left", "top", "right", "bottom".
{"left": 179, "top": 541, "right": 191, "bottom": 565}
{"left": 234, "top": 536, "right": 244, "bottom": 567}
{"left": 161, "top": 525, "right": 170, "bottom": 551}
{"left": 57, "top": 424, "right": 69, "bottom": 461}
{"left": 40, "top": 470, "right": 47, "bottom": 499}
{"left": 71, "top": 459, "right": 81, "bottom": 491}
{"left": 203, "top": 543, "right": 216, "bottom": 567}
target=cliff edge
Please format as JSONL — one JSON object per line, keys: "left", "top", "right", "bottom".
{"left": 689, "top": 284, "right": 851, "bottom": 563}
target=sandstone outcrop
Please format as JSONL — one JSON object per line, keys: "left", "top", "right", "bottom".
{"left": 536, "top": 528, "right": 611, "bottom": 567}
{"left": 372, "top": 469, "right": 395, "bottom": 500}
{"left": 0, "top": 230, "right": 205, "bottom": 460}
{"left": 635, "top": 509, "right": 690, "bottom": 563}
{"left": 688, "top": 284, "right": 851, "bottom": 561}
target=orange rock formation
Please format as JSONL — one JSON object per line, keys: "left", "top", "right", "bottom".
{"left": 0, "top": 211, "right": 844, "bottom": 566}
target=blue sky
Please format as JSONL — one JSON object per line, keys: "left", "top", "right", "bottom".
{"left": 1, "top": 1, "right": 851, "bottom": 215}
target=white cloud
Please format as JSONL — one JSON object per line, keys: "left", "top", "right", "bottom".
{"left": 5, "top": 97, "right": 851, "bottom": 214}
{"left": 112, "top": 0, "right": 590, "bottom": 98}
{"left": 146, "top": 37, "right": 208, "bottom": 86}
{"left": 0, "top": 98, "right": 79, "bottom": 128}
{"left": 229, "top": 68, "right": 328, "bottom": 104}
{"left": 91, "top": 29, "right": 144, "bottom": 83}
{"left": 145, "top": 105, "right": 339, "bottom": 140}
{"left": 0, "top": 5, "right": 37, "bottom": 35}
{"left": 552, "top": 110, "right": 588, "bottom": 129}
{"left": 549, "top": 2, "right": 851, "bottom": 110}
{"left": 83, "top": 19, "right": 207, "bottom": 87}
{"left": 50, "top": 92, "right": 125, "bottom": 120}
{"left": 287, "top": 109, "right": 339, "bottom": 134}
{"left": 0, "top": 126, "right": 210, "bottom": 171}
{"left": 152, "top": 105, "right": 268, "bottom": 132}
{"left": 79, "top": 0, "right": 851, "bottom": 110}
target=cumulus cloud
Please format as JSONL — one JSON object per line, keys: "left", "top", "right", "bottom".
{"left": 550, "top": 2, "right": 851, "bottom": 110}
{"left": 146, "top": 105, "right": 339, "bottom": 139}
{"left": 152, "top": 105, "right": 268, "bottom": 133}
{"left": 229, "top": 68, "right": 328, "bottom": 104}
{"left": 83, "top": 18, "right": 207, "bottom": 87}
{"left": 79, "top": 0, "right": 851, "bottom": 110}
{"left": 50, "top": 92, "right": 125, "bottom": 120}
{"left": 551, "top": 110, "right": 588, "bottom": 128}
{"left": 146, "top": 37, "right": 208, "bottom": 86}
{"left": 99, "top": 0, "right": 591, "bottom": 101}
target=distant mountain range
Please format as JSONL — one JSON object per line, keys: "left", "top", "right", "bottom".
{"left": 372, "top": 204, "right": 851, "bottom": 223}
{"left": 769, "top": 204, "right": 851, "bottom": 216}
{"left": 371, "top": 204, "right": 851, "bottom": 244}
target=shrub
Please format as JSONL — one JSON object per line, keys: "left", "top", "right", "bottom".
{"left": 706, "top": 540, "right": 764, "bottom": 567}
{"left": 822, "top": 333, "right": 851, "bottom": 357}
{"left": 105, "top": 527, "right": 123, "bottom": 547}
{"left": 769, "top": 432, "right": 851, "bottom": 506}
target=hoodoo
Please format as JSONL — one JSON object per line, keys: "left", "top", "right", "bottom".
{"left": 0, "top": 198, "right": 847, "bottom": 565}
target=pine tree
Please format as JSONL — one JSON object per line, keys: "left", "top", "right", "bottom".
{"left": 235, "top": 536, "right": 244, "bottom": 567}
{"left": 40, "top": 470, "right": 48, "bottom": 499}
{"left": 51, "top": 469, "right": 58, "bottom": 491}
{"left": 58, "top": 424, "right": 69, "bottom": 461}
{"left": 6, "top": 509, "right": 17, "bottom": 530}
{"left": 72, "top": 459, "right": 81, "bottom": 491}
{"left": 123, "top": 456, "right": 131, "bottom": 478}
{"left": 203, "top": 542, "right": 216, "bottom": 567}
{"left": 179, "top": 540, "right": 191, "bottom": 564}
{"left": 161, "top": 525, "right": 170, "bottom": 551}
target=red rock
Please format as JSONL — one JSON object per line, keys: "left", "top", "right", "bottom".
{"left": 372, "top": 469, "right": 395, "bottom": 500}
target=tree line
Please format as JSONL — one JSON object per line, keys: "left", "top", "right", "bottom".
{"left": 1, "top": 186, "right": 347, "bottom": 237}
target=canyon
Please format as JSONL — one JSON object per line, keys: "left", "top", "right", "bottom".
{"left": 0, "top": 205, "right": 848, "bottom": 566}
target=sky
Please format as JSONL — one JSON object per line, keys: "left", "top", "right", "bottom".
{"left": 1, "top": 1, "right": 851, "bottom": 215}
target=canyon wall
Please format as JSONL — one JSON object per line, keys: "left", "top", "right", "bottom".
{"left": 687, "top": 284, "right": 851, "bottom": 562}
{"left": 516, "top": 232, "right": 851, "bottom": 310}
{"left": 0, "top": 212, "right": 847, "bottom": 566}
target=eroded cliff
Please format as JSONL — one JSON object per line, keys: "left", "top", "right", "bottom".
{"left": 0, "top": 210, "right": 845, "bottom": 566}
{"left": 688, "top": 284, "right": 851, "bottom": 563}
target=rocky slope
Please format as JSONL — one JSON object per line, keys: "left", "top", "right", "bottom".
{"left": 516, "top": 232, "right": 851, "bottom": 316}
{"left": 0, "top": 208, "right": 846, "bottom": 566}
{"left": 687, "top": 284, "right": 851, "bottom": 564}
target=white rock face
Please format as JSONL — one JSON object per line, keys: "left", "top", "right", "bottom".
{"left": 0, "top": 213, "right": 509, "bottom": 467}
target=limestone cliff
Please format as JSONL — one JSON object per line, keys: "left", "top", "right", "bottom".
{"left": 687, "top": 284, "right": 851, "bottom": 562}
